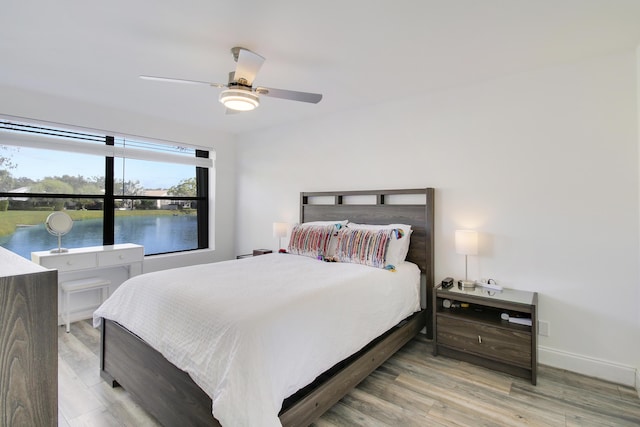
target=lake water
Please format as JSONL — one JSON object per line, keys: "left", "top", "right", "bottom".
{"left": 0, "top": 215, "right": 198, "bottom": 259}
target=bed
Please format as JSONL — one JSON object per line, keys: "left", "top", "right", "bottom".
{"left": 95, "top": 188, "right": 435, "bottom": 426}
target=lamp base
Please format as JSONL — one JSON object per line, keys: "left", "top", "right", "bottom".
{"left": 459, "top": 280, "right": 476, "bottom": 289}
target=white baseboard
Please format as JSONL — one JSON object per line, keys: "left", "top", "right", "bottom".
{"left": 539, "top": 345, "right": 637, "bottom": 387}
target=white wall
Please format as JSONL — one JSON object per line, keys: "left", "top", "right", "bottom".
{"left": 636, "top": 44, "right": 640, "bottom": 394}
{"left": 236, "top": 51, "right": 640, "bottom": 385}
{"left": 0, "top": 85, "right": 238, "bottom": 267}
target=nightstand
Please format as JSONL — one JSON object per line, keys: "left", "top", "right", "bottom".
{"left": 432, "top": 283, "right": 538, "bottom": 384}
{"left": 252, "top": 249, "right": 273, "bottom": 256}
{"left": 236, "top": 249, "right": 273, "bottom": 259}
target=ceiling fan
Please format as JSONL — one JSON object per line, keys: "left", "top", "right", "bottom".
{"left": 140, "top": 47, "right": 323, "bottom": 113}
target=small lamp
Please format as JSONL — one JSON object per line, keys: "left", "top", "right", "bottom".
{"left": 273, "top": 222, "right": 289, "bottom": 250}
{"left": 455, "top": 230, "right": 478, "bottom": 289}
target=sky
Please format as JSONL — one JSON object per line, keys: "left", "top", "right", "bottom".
{"left": 4, "top": 146, "right": 193, "bottom": 189}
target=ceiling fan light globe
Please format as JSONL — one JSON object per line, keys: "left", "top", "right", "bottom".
{"left": 219, "top": 89, "right": 259, "bottom": 111}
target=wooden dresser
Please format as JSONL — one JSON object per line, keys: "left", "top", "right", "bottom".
{"left": 0, "top": 246, "right": 58, "bottom": 426}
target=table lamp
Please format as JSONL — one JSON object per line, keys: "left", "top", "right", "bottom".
{"left": 455, "top": 229, "right": 478, "bottom": 289}
{"left": 273, "top": 222, "right": 289, "bottom": 250}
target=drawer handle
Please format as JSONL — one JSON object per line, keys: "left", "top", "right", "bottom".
{"left": 67, "top": 261, "right": 73, "bottom": 265}
{"left": 119, "top": 255, "right": 124, "bottom": 259}
{"left": 478, "top": 335, "right": 482, "bottom": 344}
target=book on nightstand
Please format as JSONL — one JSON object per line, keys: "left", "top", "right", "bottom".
{"left": 501, "top": 312, "right": 532, "bottom": 326}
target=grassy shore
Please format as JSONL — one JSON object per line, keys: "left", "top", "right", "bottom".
{"left": 0, "top": 209, "right": 190, "bottom": 237}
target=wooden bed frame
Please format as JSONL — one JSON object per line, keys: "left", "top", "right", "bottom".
{"left": 100, "top": 188, "right": 435, "bottom": 426}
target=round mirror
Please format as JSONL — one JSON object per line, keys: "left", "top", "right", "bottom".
{"left": 45, "top": 211, "right": 73, "bottom": 253}
{"left": 46, "top": 211, "right": 73, "bottom": 236}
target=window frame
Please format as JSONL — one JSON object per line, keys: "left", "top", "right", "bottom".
{"left": 0, "top": 118, "right": 211, "bottom": 256}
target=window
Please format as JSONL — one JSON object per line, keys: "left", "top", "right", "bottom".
{"left": 0, "top": 117, "right": 212, "bottom": 259}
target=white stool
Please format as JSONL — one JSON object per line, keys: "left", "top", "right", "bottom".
{"left": 60, "top": 277, "right": 111, "bottom": 333}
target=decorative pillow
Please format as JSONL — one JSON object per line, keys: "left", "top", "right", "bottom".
{"left": 345, "top": 223, "right": 412, "bottom": 266}
{"left": 298, "top": 220, "right": 347, "bottom": 257}
{"left": 287, "top": 224, "right": 337, "bottom": 259}
{"left": 334, "top": 227, "right": 393, "bottom": 269}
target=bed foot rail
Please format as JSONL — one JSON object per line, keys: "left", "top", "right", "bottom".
{"left": 279, "top": 310, "right": 425, "bottom": 427}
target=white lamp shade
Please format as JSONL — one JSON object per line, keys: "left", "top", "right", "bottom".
{"left": 455, "top": 230, "right": 478, "bottom": 255}
{"left": 273, "top": 222, "right": 289, "bottom": 238}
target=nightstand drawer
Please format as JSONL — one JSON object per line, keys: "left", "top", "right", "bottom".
{"left": 437, "top": 316, "right": 531, "bottom": 368}
{"left": 39, "top": 252, "right": 97, "bottom": 272}
{"left": 98, "top": 247, "right": 144, "bottom": 267}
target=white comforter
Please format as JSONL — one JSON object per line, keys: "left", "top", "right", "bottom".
{"left": 94, "top": 253, "right": 420, "bottom": 427}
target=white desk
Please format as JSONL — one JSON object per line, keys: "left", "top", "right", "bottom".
{"left": 32, "top": 243, "right": 144, "bottom": 325}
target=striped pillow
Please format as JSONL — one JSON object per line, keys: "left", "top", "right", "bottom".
{"left": 288, "top": 224, "right": 336, "bottom": 259}
{"left": 334, "top": 228, "right": 393, "bottom": 269}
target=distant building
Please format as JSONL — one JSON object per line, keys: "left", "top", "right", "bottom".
{"left": 143, "top": 189, "right": 170, "bottom": 209}
{"left": 5, "top": 187, "right": 31, "bottom": 202}
{"left": 0, "top": 186, "right": 30, "bottom": 201}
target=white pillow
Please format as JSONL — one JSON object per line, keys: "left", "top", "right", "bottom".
{"left": 300, "top": 220, "right": 348, "bottom": 227}
{"left": 345, "top": 223, "right": 412, "bottom": 266}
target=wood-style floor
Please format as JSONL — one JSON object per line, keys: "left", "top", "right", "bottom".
{"left": 59, "top": 320, "right": 640, "bottom": 426}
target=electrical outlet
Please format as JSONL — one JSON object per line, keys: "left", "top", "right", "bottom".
{"left": 538, "top": 320, "right": 550, "bottom": 336}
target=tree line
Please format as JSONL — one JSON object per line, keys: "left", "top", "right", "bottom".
{"left": 0, "top": 152, "right": 196, "bottom": 211}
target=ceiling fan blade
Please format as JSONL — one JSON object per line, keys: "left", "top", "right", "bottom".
{"left": 139, "top": 75, "right": 225, "bottom": 88}
{"left": 233, "top": 48, "right": 265, "bottom": 86}
{"left": 256, "top": 87, "right": 322, "bottom": 104}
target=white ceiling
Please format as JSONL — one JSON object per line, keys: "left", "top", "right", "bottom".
{"left": 2, "top": 0, "right": 640, "bottom": 135}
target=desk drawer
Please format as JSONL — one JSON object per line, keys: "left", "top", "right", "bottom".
{"left": 98, "top": 248, "right": 144, "bottom": 267}
{"left": 437, "top": 316, "right": 531, "bottom": 368}
{"left": 39, "top": 253, "right": 97, "bottom": 272}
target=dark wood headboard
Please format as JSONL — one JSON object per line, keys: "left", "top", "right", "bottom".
{"left": 300, "top": 188, "right": 435, "bottom": 335}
